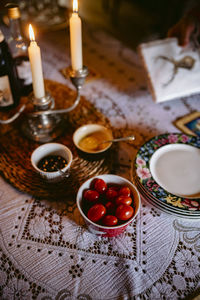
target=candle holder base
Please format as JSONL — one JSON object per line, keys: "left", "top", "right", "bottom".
{"left": 21, "top": 92, "right": 63, "bottom": 143}
{"left": 0, "top": 67, "right": 89, "bottom": 142}
{"left": 21, "top": 113, "right": 63, "bottom": 143}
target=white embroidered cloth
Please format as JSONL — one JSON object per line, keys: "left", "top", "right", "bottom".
{"left": 139, "top": 38, "right": 200, "bottom": 103}
{"left": 0, "top": 24, "right": 200, "bottom": 300}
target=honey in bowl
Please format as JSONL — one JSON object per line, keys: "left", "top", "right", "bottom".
{"left": 37, "top": 155, "right": 68, "bottom": 172}
{"left": 78, "top": 131, "right": 111, "bottom": 152}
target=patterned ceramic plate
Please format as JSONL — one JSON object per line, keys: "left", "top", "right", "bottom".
{"left": 134, "top": 133, "right": 200, "bottom": 214}
{"left": 149, "top": 144, "right": 200, "bottom": 198}
{"left": 135, "top": 177, "right": 200, "bottom": 218}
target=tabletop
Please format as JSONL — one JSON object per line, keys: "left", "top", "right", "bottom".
{"left": 0, "top": 21, "right": 200, "bottom": 300}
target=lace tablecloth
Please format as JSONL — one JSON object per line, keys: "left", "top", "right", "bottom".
{"left": 0, "top": 23, "right": 200, "bottom": 300}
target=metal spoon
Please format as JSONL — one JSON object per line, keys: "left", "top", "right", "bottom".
{"left": 98, "top": 135, "right": 135, "bottom": 146}
{"left": 57, "top": 168, "right": 70, "bottom": 178}
{"left": 54, "top": 163, "right": 70, "bottom": 178}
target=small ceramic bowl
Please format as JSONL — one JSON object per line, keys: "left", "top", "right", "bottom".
{"left": 73, "top": 124, "right": 113, "bottom": 154}
{"left": 76, "top": 174, "right": 141, "bottom": 237}
{"left": 31, "top": 143, "right": 73, "bottom": 182}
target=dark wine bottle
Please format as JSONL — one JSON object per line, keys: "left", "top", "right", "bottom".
{"left": 0, "top": 29, "right": 21, "bottom": 110}
{"left": 7, "top": 4, "right": 33, "bottom": 96}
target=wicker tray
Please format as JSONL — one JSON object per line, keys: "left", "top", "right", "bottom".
{"left": 0, "top": 80, "right": 115, "bottom": 200}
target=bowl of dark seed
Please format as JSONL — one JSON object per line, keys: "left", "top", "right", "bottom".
{"left": 31, "top": 143, "right": 73, "bottom": 182}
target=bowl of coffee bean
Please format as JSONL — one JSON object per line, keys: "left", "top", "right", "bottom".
{"left": 31, "top": 143, "right": 73, "bottom": 182}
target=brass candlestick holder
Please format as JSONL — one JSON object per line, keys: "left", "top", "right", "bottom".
{"left": 0, "top": 66, "right": 89, "bottom": 142}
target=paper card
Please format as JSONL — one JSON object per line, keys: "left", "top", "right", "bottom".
{"left": 138, "top": 38, "right": 200, "bottom": 103}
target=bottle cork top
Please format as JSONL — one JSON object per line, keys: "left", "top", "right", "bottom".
{"left": 7, "top": 4, "right": 21, "bottom": 19}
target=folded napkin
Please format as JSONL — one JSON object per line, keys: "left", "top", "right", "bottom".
{"left": 138, "top": 38, "right": 200, "bottom": 103}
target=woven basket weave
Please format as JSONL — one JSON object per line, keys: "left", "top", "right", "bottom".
{"left": 0, "top": 80, "right": 114, "bottom": 200}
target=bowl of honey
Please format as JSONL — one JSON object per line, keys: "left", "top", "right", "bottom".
{"left": 73, "top": 124, "right": 113, "bottom": 154}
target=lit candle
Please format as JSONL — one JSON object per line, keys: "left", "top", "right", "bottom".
{"left": 28, "top": 24, "right": 45, "bottom": 99}
{"left": 69, "top": 0, "right": 83, "bottom": 71}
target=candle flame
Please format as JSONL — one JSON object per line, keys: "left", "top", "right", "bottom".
{"left": 73, "top": 0, "right": 78, "bottom": 13}
{"left": 29, "top": 24, "right": 35, "bottom": 42}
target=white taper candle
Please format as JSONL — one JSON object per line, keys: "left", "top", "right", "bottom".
{"left": 69, "top": 0, "right": 83, "bottom": 71}
{"left": 28, "top": 24, "right": 45, "bottom": 99}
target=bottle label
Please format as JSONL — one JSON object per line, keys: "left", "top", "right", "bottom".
{"left": 0, "top": 75, "right": 14, "bottom": 107}
{"left": 15, "top": 57, "right": 32, "bottom": 85}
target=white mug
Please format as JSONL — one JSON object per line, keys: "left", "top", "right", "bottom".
{"left": 31, "top": 143, "right": 73, "bottom": 182}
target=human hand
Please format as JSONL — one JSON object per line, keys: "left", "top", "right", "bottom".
{"left": 167, "top": 15, "right": 196, "bottom": 47}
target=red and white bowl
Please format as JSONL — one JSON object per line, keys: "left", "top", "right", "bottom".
{"left": 76, "top": 174, "right": 141, "bottom": 237}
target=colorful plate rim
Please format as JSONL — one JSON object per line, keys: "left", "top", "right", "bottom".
{"left": 135, "top": 177, "right": 200, "bottom": 217}
{"left": 138, "top": 184, "right": 200, "bottom": 219}
{"left": 133, "top": 133, "right": 200, "bottom": 214}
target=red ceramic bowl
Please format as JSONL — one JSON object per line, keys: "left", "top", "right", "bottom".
{"left": 76, "top": 174, "right": 140, "bottom": 237}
